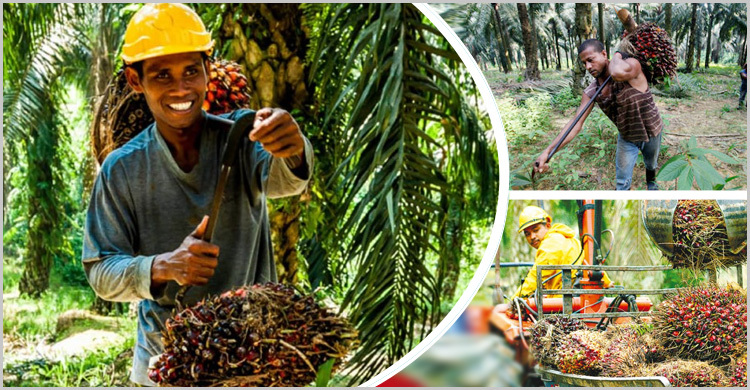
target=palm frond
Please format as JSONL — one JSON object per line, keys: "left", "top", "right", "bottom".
{"left": 3, "top": 15, "right": 72, "bottom": 141}
{"left": 308, "top": 3, "right": 495, "bottom": 384}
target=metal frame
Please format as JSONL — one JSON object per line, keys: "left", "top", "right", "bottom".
{"left": 536, "top": 366, "right": 671, "bottom": 387}
{"left": 535, "top": 264, "right": 676, "bottom": 321}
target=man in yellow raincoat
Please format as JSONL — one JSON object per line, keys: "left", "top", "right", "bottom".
{"left": 510, "top": 206, "right": 612, "bottom": 301}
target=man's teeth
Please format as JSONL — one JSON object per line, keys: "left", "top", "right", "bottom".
{"left": 169, "top": 102, "right": 193, "bottom": 111}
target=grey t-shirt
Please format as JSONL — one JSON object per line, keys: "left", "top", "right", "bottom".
{"left": 82, "top": 109, "right": 313, "bottom": 385}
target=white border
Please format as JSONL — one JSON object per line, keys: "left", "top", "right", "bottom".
{"left": 360, "top": 3, "right": 511, "bottom": 387}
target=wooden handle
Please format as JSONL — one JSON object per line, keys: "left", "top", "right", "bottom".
{"left": 616, "top": 7, "right": 638, "bottom": 33}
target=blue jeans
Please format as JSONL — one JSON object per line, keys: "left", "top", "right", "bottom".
{"left": 615, "top": 132, "right": 661, "bottom": 190}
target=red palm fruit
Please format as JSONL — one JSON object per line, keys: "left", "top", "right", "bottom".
{"left": 652, "top": 285, "right": 747, "bottom": 365}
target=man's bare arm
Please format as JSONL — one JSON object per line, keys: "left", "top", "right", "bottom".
{"left": 610, "top": 52, "right": 649, "bottom": 91}
{"left": 533, "top": 94, "right": 597, "bottom": 173}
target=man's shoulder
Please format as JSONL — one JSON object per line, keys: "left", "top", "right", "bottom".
{"left": 99, "top": 126, "right": 155, "bottom": 178}
{"left": 538, "top": 230, "right": 575, "bottom": 251}
{"left": 584, "top": 81, "right": 597, "bottom": 96}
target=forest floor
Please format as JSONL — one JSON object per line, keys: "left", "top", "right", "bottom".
{"left": 485, "top": 65, "right": 747, "bottom": 191}
{"left": 2, "top": 256, "right": 136, "bottom": 386}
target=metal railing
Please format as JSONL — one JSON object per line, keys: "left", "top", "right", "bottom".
{"left": 535, "top": 264, "right": 677, "bottom": 321}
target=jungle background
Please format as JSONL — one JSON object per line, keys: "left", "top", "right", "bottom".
{"left": 436, "top": 3, "right": 747, "bottom": 191}
{"left": 2, "top": 3, "right": 500, "bottom": 386}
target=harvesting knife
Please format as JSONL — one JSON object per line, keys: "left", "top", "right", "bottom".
{"left": 175, "top": 112, "right": 256, "bottom": 308}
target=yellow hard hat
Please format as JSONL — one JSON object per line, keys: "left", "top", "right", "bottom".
{"left": 518, "top": 206, "right": 551, "bottom": 233}
{"left": 121, "top": 3, "right": 214, "bottom": 64}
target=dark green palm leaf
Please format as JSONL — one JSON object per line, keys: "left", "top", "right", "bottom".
{"left": 307, "top": 3, "right": 496, "bottom": 384}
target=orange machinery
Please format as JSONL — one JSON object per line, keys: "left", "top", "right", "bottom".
{"left": 489, "top": 200, "right": 660, "bottom": 384}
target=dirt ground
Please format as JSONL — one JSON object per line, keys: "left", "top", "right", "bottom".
{"left": 500, "top": 74, "right": 747, "bottom": 191}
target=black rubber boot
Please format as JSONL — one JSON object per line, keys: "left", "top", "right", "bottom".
{"left": 646, "top": 169, "right": 659, "bottom": 190}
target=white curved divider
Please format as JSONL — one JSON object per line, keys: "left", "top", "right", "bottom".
{"left": 361, "top": 3, "right": 510, "bottom": 387}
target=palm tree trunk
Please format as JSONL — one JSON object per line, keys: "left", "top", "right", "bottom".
{"left": 740, "top": 35, "right": 747, "bottom": 67}
{"left": 500, "top": 16, "right": 516, "bottom": 71}
{"left": 686, "top": 3, "right": 698, "bottom": 73}
{"left": 694, "top": 7, "right": 702, "bottom": 71}
{"left": 216, "top": 4, "right": 311, "bottom": 285}
{"left": 704, "top": 4, "right": 715, "bottom": 68}
{"left": 664, "top": 3, "right": 672, "bottom": 38}
{"left": 568, "top": 33, "right": 575, "bottom": 68}
{"left": 572, "top": 3, "right": 593, "bottom": 95}
{"left": 269, "top": 200, "right": 302, "bottom": 285}
{"left": 598, "top": 3, "right": 605, "bottom": 46}
{"left": 517, "top": 3, "right": 540, "bottom": 80}
{"left": 438, "top": 185, "right": 465, "bottom": 302}
{"left": 538, "top": 35, "right": 547, "bottom": 70}
{"left": 19, "top": 115, "right": 62, "bottom": 297}
{"left": 633, "top": 3, "right": 640, "bottom": 25}
{"left": 491, "top": 3, "right": 512, "bottom": 73}
{"left": 553, "top": 25, "right": 562, "bottom": 70}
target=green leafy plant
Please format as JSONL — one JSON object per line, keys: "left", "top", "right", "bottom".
{"left": 656, "top": 136, "right": 742, "bottom": 190}
{"left": 550, "top": 85, "right": 581, "bottom": 112}
{"left": 315, "top": 359, "right": 336, "bottom": 387}
{"left": 510, "top": 167, "right": 534, "bottom": 188}
{"left": 653, "top": 74, "right": 701, "bottom": 99}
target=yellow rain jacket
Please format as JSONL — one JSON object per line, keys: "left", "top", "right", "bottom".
{"left": 511, "top": 223, "right": 612, "bottom": 300}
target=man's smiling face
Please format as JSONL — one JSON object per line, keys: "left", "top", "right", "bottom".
{"left": 126, "top": 51, "right": 208, "bottom": 137}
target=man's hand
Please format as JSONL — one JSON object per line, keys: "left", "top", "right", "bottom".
{"left": 249, "top": 108, "right": 305, "bottom": 162}
{"left": 533, "top": 150, "right": 550, "bottom": 174}
{"left": 152, "top": 216, "right": 219, "bottom": 287}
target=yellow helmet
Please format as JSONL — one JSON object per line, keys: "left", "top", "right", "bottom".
{"left": 518, "top": 206, "right": 551, "bottom": 233}
{"left": 121, "top": 3, "right": 214, "bottom": 64}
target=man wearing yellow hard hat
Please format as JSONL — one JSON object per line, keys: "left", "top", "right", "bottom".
{"left": 510, "top": 206, "right": 612, "bottom": 301}
{"left": 81, "top": 4, "right": 313, "bottom": 385}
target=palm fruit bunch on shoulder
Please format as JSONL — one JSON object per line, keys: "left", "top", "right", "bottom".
{"left": 725, "top": 354, "right": 747, "bottom": 387}
{"left": 528, "top": 317, "right": 586, "bottom": 368}
{"left": 620, "top": 23, "right": 677, "bottom": 84}
{"left": 556, "top": 330, "right": 608, "bottom": 375}
{"left": 94, "top": 68, "right": 155, "bottom": 163}
{"left": 203, "top": 59, "right": 251, "bottom": 114}
{"left": 147, "top": 282, "right": 359, "bottom": 387}
{"left": 652, "top": 285, "right": 747, "bottom": 365}
{"left": 93, "top": 59, "right": 252, "bottom": 163}
{"left": 648, "top": 360, "right": 727, "bottom": 387}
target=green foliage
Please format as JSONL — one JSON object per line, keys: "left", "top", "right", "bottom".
{"left": 656, "top": 136, "right": 742, "bottom": 190}
{"left": 4, "top": 339, "right": 134, "bottom": 387}
{"left": 2, "top": 3, "right": 125, "bottom": 297}
{"left": 507, "top": 96, "right": 618, "bottom": 190}
{"left": 653, "top": 74, "right": 701, "bottom": 98}
{"left": 661, "top": 268, "right": 706, "bottom": 289}
{"left": 550, "top": 85, "right": 580, "bottom": 112}
{"left": 304, "top": 4, "right": 497, "bottom": 384}
{"left": 3, "top": 260, "right": 97, "bottom": 340}
{"left": 315, "top": 359, "right": 336, "bottom": 387}
{"left": 496, "top": 94, "right": 553, "bottom": 144}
